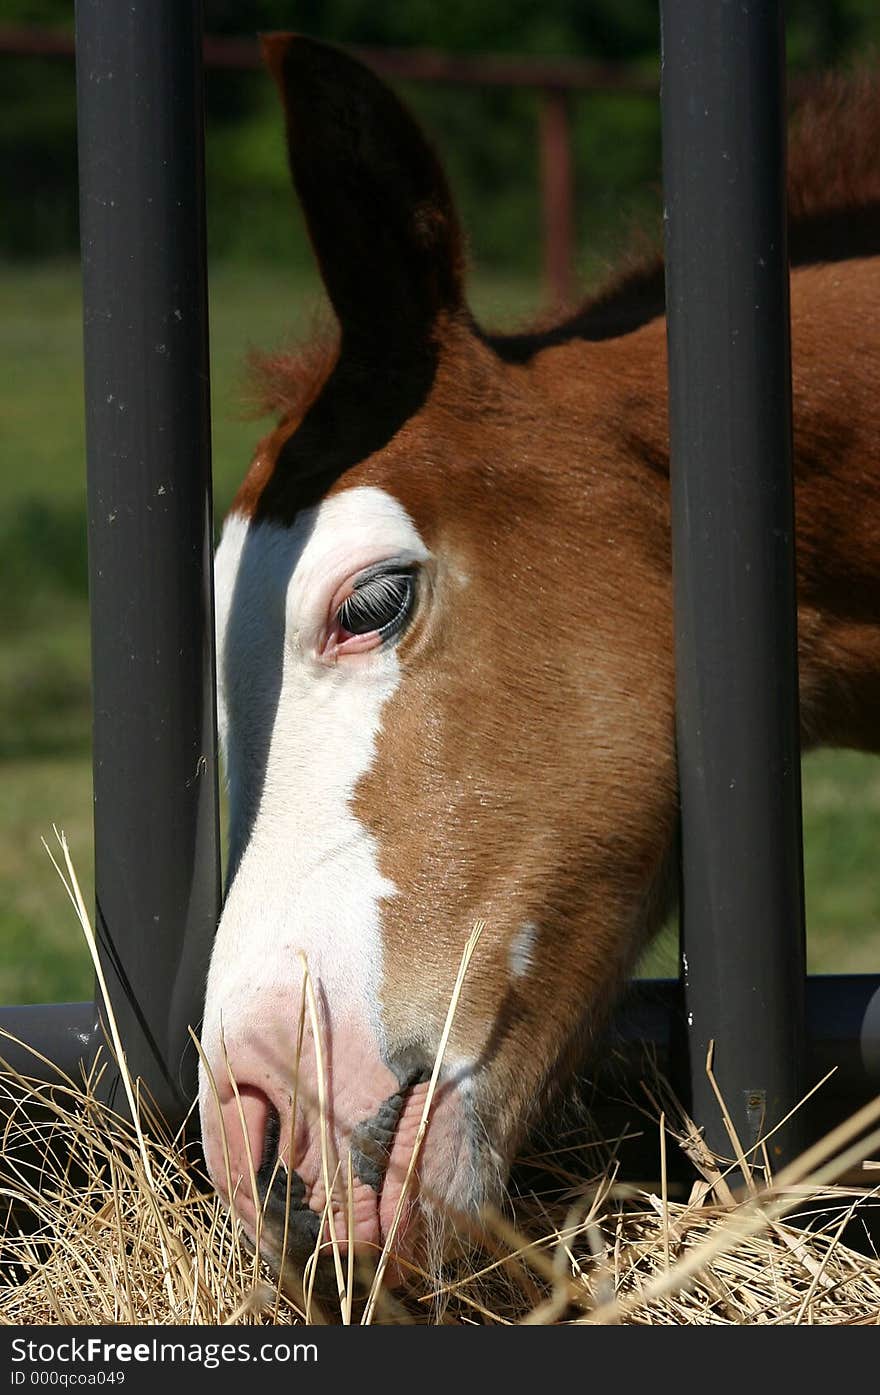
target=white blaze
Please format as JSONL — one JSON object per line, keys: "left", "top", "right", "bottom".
{"left": 200, "top": 487, "right": 431, "bottom": 1075}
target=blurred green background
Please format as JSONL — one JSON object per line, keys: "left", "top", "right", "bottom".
{"left": 2, "top": 0, "right": 880, "bottom": 1003}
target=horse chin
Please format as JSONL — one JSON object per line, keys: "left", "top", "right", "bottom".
{"left": 253, "top": 1179, "right": 504, "bottom": 1309}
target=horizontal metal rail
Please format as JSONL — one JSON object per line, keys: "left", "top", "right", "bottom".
{"left": 0, "top": 1002, "right": 95, "bottom": 1084}
{"left": 3, "top": 977, "right": 878, "bottom": 1136}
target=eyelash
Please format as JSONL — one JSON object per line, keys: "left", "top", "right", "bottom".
{"left": 335, "top": 568, "right": 416, "bottom": 641}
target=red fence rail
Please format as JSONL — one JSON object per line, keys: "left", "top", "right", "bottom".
{"left": 0, "top": 23, "right": 658, "bottom": 304}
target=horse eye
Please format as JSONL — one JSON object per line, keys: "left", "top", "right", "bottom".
{"left": 336, "top": 569, "right": 415, "bottom": 640}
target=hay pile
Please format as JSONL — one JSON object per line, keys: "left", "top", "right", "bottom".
{"left": 2, "top": 1054, "right": 879, "bottom": 1326}
{"left": 2, "top": 834, "right": 879, "bottom": 1325}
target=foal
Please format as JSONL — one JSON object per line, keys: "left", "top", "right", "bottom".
{"left": 199, "top": 36, "right": 880, "bottom": 1281}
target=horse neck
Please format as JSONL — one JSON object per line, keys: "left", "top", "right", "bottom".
{"left": 787, "top": 257, "right": 880, "bottom": 752}
{"left": 535, "top": 252, "right": 880, "bottom": 755}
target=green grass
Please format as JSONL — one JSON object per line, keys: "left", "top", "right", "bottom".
{"left": 1, "top": 259, "right": 878, "bottom": 1007}
{"left": 0, "top": 757, "right": 94, "bottom": 1004}
{"left": 641, "top": 746, "right": 880, "bottom": 979}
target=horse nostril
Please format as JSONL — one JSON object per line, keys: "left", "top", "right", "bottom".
{"left": 258, "top": 1102, "right": 281, "bottom": 1178}
{"left": 218, "top": 1083, "right": 280, "bottom": 1198}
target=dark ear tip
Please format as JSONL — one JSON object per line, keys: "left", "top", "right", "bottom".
{"left": 260, "top": 33, "right": 354, "bottom": 88}
{"left": 259, "top": 32, "right": 297, "bottom": 85}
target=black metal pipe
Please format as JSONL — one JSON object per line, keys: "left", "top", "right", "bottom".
{"left": 3, "top": 978, "right": 879, "bottom": 1149}
{"left": 0, "top": 1003, "right": 96, "bottom": 1084}
{"left": 613, "top": 976, "right": 880, "bottom": 1127}
{"left": 75, "top": 0, "right": 221, "bottom": 1130}
{"left": 660, "top": 0, "right": 806, "bottom": 1162}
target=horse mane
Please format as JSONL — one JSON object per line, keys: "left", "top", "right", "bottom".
{"left": 245, "top": 327, "right": 339, "bottom": 419}
{"left": 785, "top": 67, "right": 880, "bottom": 261}
{"left": 490, "top": 66, "right": 880, "bottom": 361}
{"left": 251, "top": 68, "right": 880, "bottom": 408}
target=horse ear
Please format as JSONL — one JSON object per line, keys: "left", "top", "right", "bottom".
{"left": 262, "top": 34, "right": 467, "bottom": 351}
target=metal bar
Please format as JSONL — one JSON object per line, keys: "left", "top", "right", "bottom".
{"left": 661, "top": 0, "right": 806, "bottom": 1162}
{"left": 0, "top": 1003, "right": 95, "bottom": 1083}
{"left": 75, "top": 0, "right": 221, "bottom": 1131}
{"left": 3, "top": 977, "right": 879, "bottom": 1140}
{"left": 539, "top": 89, "right": 576, "bottom": 305}
{"left": 613, "top": 976, "right": 880, "bottom": 1111}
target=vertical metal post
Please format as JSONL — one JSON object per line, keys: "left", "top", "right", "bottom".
{"left": 540, "top": 88, "right": 576, "bottom": 305}
{"left": 661, "top": 1, "right": 807, "bottom": 1163}
{"left": 75, "top": 0, "right": 221, "bottom": 1130}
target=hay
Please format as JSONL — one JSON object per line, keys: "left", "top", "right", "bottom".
{"left": 2, "top": 830, "right": 880, "bottom": 1325}
{"left": 2, "top": 1052, "right": 880, "bottom": 1326}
